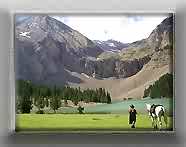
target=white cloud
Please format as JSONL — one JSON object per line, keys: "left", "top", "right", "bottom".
{"left": 52, "top": 15, "right": 168, "bottom": 43}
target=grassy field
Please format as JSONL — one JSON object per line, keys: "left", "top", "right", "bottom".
{"left": 16, "top": 114, "right": 173, "bottom": 132}
{"left": 16, "top": 98, "right": 174, "bottom": 132}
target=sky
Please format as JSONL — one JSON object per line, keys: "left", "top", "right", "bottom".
{"left": 52, "top": 15, "right": 168, "bottom": 43}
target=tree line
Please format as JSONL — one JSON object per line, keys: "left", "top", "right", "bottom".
{"left": 16, "top": 80, "right": 112, "bottom": 113}
{"left": 143, "top": 73, "right": 173, "bottom": 98}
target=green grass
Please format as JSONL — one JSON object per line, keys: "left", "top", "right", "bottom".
{"left": 16, "top": 98, "right": 174, "bottom": 132}
{"left": 16, "top": 114, "right": 173, "bottom": 132}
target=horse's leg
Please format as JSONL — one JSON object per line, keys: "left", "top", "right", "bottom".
{"left": 158, "top": 116, "right": 162, "bottom": 130}
{"left": 155, "top": 118, "right": 158, "bottom": 129}
{"left": 151, "top": 117, "right": 154, "bottom": 128}
{"left": 152, "top": 116, "right": 158, "bottom": 129}
{"left": 152, "top": 117, "right": 157, "bottom": 129}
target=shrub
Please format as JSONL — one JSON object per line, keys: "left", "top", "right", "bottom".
{"left": 36, "top": 110, "right": 45, "bottom": 114}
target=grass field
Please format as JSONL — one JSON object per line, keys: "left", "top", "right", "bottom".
{"left": 16, "top": 114, "right": 173, "bottom": 132}
{"left": 16, "top": 98, "right": 174, "bottom": 132}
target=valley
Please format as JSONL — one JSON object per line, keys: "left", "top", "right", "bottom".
{"left": 15, "top": 14, "right": 174, "bottom": 100}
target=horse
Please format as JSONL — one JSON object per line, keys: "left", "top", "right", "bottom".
{"left": 145, "top": 103, "right": 168, "bottom": 130}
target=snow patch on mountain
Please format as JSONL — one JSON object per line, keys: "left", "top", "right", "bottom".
{"left": 107, "top": 42, "right": 116, "bottom": 47}
{"left": 81, "top": 73, "right": 91, "bottom": 79}
{"left": 19, "top": 31, "right": 31, "bottom": 38}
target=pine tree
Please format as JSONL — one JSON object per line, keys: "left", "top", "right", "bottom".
{"left": 35, "top": 97, "right": 45, "bottom": 111}
{"left": 106, "top": 91, "right": 111, "bottom": 104}
{"left": 50, "top": 96, "right": 61, "bottom": 113}
{"left": 16, "top": 80, "right": 33, "bottom": 113}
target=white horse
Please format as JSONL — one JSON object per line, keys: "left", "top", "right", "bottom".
{"left": 145, "top": 103, "right": 168, "bottom": 130}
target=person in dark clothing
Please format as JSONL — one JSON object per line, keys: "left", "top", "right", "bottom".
{"left": 128, "top": 104, "right": 137, "bottom": 128}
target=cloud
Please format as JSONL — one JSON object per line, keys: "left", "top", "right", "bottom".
{"left": 128, "top": 16, "right": 144, "bottom": 23}
{"left": 52, "top": 15, "right": 168, "bottom": 43}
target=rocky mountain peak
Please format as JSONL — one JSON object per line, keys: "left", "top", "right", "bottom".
{"left": 16, "top": 15, "right": 102, "bottom": 58}
{"left": 147, "top": 15, "right": 173, "bottom": 51}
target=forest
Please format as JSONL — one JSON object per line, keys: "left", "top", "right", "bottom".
{"left": 16, "top": 80, "right": 112, "bottom": 114}
{"left": 143, "top": 73, "right": 173, "bottom": 98}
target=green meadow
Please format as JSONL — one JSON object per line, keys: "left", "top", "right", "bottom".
{"left": 16, "top": 98, "right": 174, "bottom": 132}
{"left": 16, "top": 114, "right": 173, "bottom": 132}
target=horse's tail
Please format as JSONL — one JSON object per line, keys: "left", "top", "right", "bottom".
{"left": 162, "top": 107, "right": 168, "bottom": 128}
{"left": 161, "top": 107, "right": 165, "bottom": 116}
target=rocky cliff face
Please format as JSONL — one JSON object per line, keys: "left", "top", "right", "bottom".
{"left": 146, "top": 15, "right": 174, "bottom": 69}
{"left": 79, "top": 55, "right": 151, "bottom": 78}
{"left": 147, "top": 15, "right": 173, "bottom": 50}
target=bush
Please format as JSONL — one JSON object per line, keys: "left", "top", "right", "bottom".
{"left": 127, "top": 98, "right": 133, "bottom": 100}
{"left": 77, "top": 106, "right": 84, "bottom": 114}
{"left": 36, "top": 110, "right": 45, "bottom": 114}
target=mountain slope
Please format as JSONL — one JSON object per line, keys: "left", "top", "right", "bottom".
{"left": 69, "top": 64, "right": 170, "bottom": 100}
{"left": 15, "top": 15, "right": 103, "bottom": 85}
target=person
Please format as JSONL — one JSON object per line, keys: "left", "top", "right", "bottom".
{"left": 128, "top": 104, "right": 137, "bottom": 128}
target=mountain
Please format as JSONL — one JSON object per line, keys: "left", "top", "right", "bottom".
{"left": 15, "top": 15, "right": 174, "bottom": 100}
{"left": 120, "top": 15, "right": 173, "bottom": 68}
{"left": 96, "top": 15, "right": 174, "bottom": 80}
{"left": 15, "top": 15, "right": 103, "bottom": 85}
{"left": 93, "top": 39, "right": 129, "bottom": 53}
{"left": 15, "top": 16, "right": 103, "bottom": 57}
{"left": 70, "top": 15, "right": 174, "bottom": 100}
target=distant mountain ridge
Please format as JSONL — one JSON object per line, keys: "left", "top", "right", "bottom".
{"left": 93, "top": 39, "right": 129, "bottom": 53}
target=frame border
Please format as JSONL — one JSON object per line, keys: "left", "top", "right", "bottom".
{"left": 10, "top": 11, "right": 176, "bottom": 134}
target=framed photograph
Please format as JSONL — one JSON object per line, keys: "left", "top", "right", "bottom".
{"left": 12, "top": 12, "right": 175, "bottom": 133}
